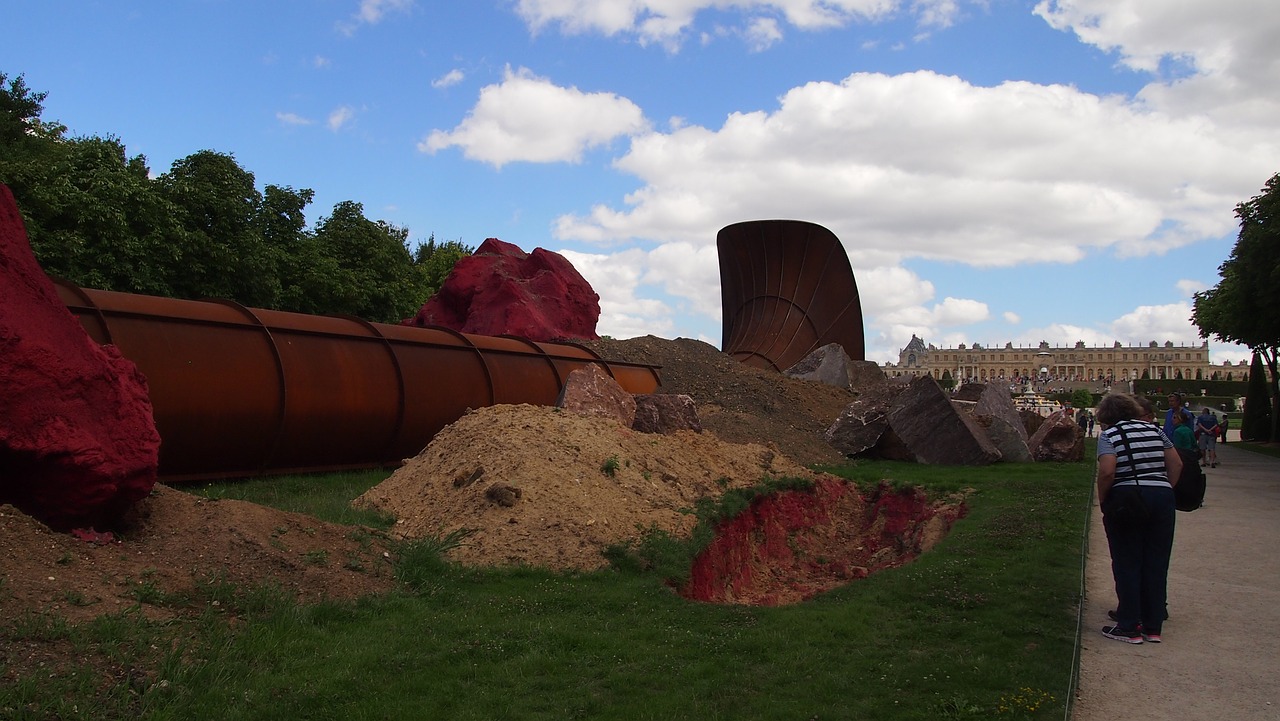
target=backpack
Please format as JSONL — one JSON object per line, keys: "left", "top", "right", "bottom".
{"left": 1174, "top": 448, "right": 1206, "bottom": 511}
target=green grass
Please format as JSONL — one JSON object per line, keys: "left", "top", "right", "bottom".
{"left": 1, "top": 459, "right": 1094, "bottom": 721}
{"left": 185, "top": 469, "right": 397, "bottom": 529}
{"left": 1232, "top": 440, "right": 1280, "bottom": 460}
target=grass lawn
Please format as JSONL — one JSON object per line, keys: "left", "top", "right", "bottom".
{"left": 3, "top": 457, "right": 1094, "bottom": 721}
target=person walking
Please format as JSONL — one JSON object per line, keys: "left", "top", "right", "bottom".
{"left": 1162, "top": 393, "right": 1194, "bottom": 442}
{"left": 1195, "top": 408, "right": 1220, "bottom": 467}
{"left": 1096, "top": 393, "right": 1182, "bottom": 644}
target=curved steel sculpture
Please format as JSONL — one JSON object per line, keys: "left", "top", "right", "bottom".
{"left": 54, "top": 280, "right": 661, "bottom": 482}
{"left": 718, "top": 219, "right": 865, "bottom": 372}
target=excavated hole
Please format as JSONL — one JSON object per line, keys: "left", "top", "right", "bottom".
{"left": 681, "top": 477, "right": 967, "bottom": 606}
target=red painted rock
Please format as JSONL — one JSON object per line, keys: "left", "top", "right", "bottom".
{"left": 405, "top": 237, "right": 600, "bottom": 342}
{"left": 555, "top": 363, "right": 637, "bottom": 427}
{"left": 0, "top": 184, "right": 160, "bottom": 531}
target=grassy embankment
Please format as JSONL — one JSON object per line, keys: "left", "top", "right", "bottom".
{"left": 3, "top": 454, "right": 1095, "bottom": 721}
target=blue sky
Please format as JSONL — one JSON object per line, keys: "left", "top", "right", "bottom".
{"left": 5, "top": 0, "right": 1277, "bottom": 368}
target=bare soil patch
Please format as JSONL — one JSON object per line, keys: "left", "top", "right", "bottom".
{"left": 1, "top": 335, "right": 864, "bottom": 627}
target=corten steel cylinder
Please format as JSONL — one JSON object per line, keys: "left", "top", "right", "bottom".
{"left": 717, "top": 219, "right": 865, "bottom": 372}
{"left": 53, "top": 281, "right": 661, "bottom": 481}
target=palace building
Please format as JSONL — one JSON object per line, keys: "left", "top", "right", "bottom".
{"left": 882, "top": 336, "right": 1247, "bottom": 385}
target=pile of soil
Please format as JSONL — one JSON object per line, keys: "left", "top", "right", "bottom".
{"left": 0, "top": 335, "right": 865, "bottom": 625}
{"left": 354, "top": 403, "right": 823, "bottom": 571}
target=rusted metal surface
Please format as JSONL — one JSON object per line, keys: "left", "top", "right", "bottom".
{"left": 53, "top": 281, "right": 661, "bottom": 481}
{"left": 718, "top": 219, "right": 865, "bottom": 371}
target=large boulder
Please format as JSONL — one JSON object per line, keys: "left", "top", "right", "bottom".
{"left": 405, "top": 237, "right": 600, "bottom": 342}
{"left": 886, "top": 376, "right": 1002, "bottom": 465}
{"left": 556, "top": 363, "right": 636, "bottom": 427}
{"left": 1027, "top": 410, "right": 1084, "bottom": 462}
{"left": 0, "top": 184, "right": 160, "bottom": 530}
{"left": 784, "top": 343, "right": 888, "bottom": 393}
{"left": 825, "top": 383, "right": 905, "bottom": 457}
{"left": 973, "top": 383, "right": 1028, "bottom": 441}
{"left": 632, "top": 394, "right": 702, "bottom": 434}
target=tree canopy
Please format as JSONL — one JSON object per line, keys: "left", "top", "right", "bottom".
{"left": 0, "top": 72, "right": 471, "bottom": 324}
{"left": 1192, "top": 173, "right": 1280, "bottom": 441}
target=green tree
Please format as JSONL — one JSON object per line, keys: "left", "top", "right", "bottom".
{"left": 159, "top": 150, "right": 281, "bottom": 308}
{"left": 413, "top": 235, "right": 473, "bottom": 297}
{"left": 1192, "top": 173, "right": 1280, "bottom": 442}
{"left": 939, "top": 369, "right": 954, "bottom": 391}
{"left": 1069, "top": 388, "right": 1094, "bottom": 410}
{"left": 20, "top": 136, "right": 182, "bottom": 296}
{"left": 0, "top": 72, "right": 65, "bottom": 157}
{"left": 313, "top": 201, "right": 423, "bottom": 322}
{"left": 1240, "top": 353, "right": 1272, "bottom": 441}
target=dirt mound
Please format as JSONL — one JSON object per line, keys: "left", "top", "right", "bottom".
{"left": 356, "top": 403, "right": 825, "bottom": 571}
{"left": 582, "top": 336, "right": 854, "bottom": 467}
{"left": 0, "top": 485, "right": 398, "bottom": 626}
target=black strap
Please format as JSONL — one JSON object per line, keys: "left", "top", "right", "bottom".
{"left": 1110, "top": 422, "right": 1142, "bottom": 488}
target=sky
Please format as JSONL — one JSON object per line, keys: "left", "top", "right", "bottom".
{"left": 5, "top": 0, "right": 1277, "bottom": 368}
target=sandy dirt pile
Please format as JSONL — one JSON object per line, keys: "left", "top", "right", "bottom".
{"left": 0, "top": 485, "right": 398, "bottom": 626}
{"left": 356, "top": 403, "right": 826, "bottom": 571}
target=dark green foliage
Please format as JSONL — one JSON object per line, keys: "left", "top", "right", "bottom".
{"left": 1069, "top": 388, "right": 1094, "bottom": 410}
{"left": 414, "top": 234, "right": 474, "bottom": 298}
{"left": 1241, "top": 352, "right": 1272, "bottom": 441}
{"left": 1193, "top": 173, "right": 1280, "bottom": 441}
{"left": 0, "top": 72, "right": 463, "bottom": 324}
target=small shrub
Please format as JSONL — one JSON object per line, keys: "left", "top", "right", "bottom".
{"left": 601, "top": 455, "right": 621, "bottom": 477}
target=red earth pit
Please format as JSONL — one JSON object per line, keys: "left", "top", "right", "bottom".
{"left": 682, "top": 477, "right": 967, "bottom": 606}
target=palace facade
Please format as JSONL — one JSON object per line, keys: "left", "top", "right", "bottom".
{"left": 882, "top": 336, "right": 1247, "bottom": 385}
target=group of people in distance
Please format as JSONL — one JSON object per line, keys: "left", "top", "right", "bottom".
{"left": 1093, "top": 392, "right": 1220, "bottom": 644}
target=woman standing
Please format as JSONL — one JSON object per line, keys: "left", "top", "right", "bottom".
{"left": 1095, "top": 393, "right": 1183, "bottom": 644}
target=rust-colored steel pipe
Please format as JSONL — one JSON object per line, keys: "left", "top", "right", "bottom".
{"left": 718, "top": 219, "right": 865, "bottom": 372}
{"left": 53, "top": 280, "right": 661, "bottom": 482}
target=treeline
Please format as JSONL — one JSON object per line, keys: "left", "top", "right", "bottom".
{"left": 0, "top": 72, "right": 470, "bottom": 323}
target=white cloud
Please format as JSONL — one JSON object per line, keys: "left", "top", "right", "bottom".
{"left": 554, "top": 69, "right": 1276, "bottom": 267}
{"left": 419, "top": 66, "right": 649, "bottom": 168}
{"left": 559, "top": 248, "right": 680, "bottom": 339}
{"left": 339, "top": 0, "right": 413, "bottom": 35}
{"left": 513, "top": 0, "right": 931, "bottom": 48}
{"left": 1108, "top": 302, "right": 1196, "bottom": 345}
{"left": 744, "top": 17, "right": 784, "bottom": 51}
{"left": 314, "top": 55, "right": 331, "bottom": 69}
{"left": 328, "top": 106, "right": 356, "bottom": 131}
{"left": 1175, "top": 278, "right": 1207, "bottom": 296}
{"left": 1034, "top": 0, "right": 1280, "bottom": 130}
{"left": 1003, "top": 311, "right": 1021, "bottom": 324}
{"left": 432, "top": 69, "right": 465, "bottom": 89}
{"left": 276, "top": 112, "right": 312, "bottom": 126}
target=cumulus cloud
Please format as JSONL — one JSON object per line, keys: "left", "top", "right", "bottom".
{"left": 556, "top": 69, "right": 1274, "bottom": 264}
{"left": 1003, "top": 311, "right": 1021, "bottom": 324}
{"left": 560, "top": 248, "right": 679, "bottom": 339}
{"left": 432, "top": 69, "right": 465, "bottom": 89}
{"left": 328, "top": 106, "right": 356, "bottom": 131}
{"left": 513, "top": 0, "right": 934, "bottom": 47}
{"left": 419, "top": 66, "right": 649, "bottom": 167}
{"left": 1176, "top": 278, "right": 1208, "bottom": 296}
{"left": 744, "top": 17, "right": 784, "bottom": 51}
{"left": 276, "top": 112, "right": 312, "bottom": 126}
{"left": 339, "top": 0, "right": 413, "bottom": 35}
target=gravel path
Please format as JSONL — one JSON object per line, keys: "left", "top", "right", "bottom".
{"left": 1073, "top": 440, "right": 1280, "bottom": 720}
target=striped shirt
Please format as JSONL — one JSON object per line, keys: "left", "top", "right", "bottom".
{"left": 1098, "top": 419, "right": 1173, "bottom": 488}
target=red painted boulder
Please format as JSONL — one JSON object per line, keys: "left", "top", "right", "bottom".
{"left": 0, "top": 184, "right": 160, "bottom": 531}
{"left": 405, "top": 238, "right": 600, "bottom": 342}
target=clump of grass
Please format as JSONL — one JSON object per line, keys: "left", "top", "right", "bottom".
{"left": 395, "top": 528, "right": 477, "bottom": 593}
{"left": 303, "top": 549, "right": 329, "bottom": 567}
{"left": 600, "top": 455, "right": 621, "bottom": 477}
